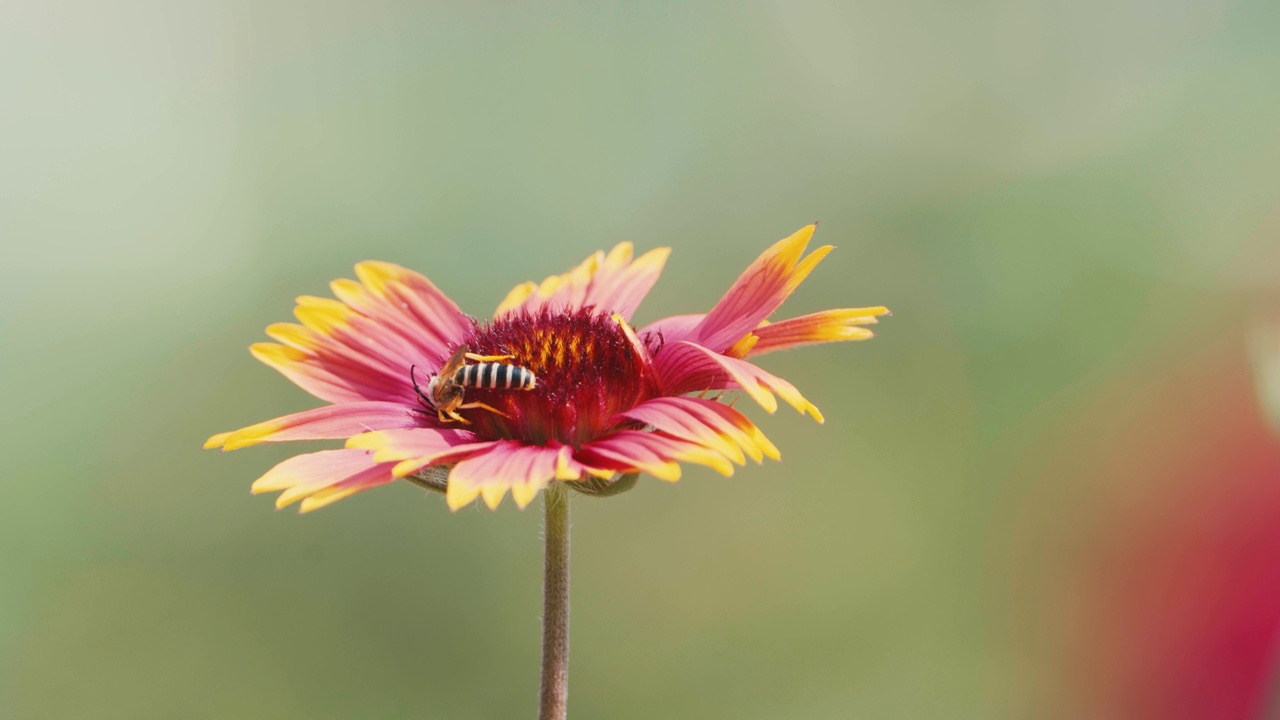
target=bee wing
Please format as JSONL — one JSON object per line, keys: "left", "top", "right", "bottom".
{"left": 437, "top": 344, "right": 469, "bottom": 378}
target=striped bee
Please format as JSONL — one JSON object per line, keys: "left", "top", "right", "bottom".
{"left": 412, "top": 344, "right": 537, "bottom": 424}
{"left": 454, "top": 357, "right": 538, "bottom": 391}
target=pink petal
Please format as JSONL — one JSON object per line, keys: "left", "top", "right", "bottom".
{"left": 249, "top": 448, "right": 398, "bottom": 512}
{"left": 258, "top": 299, "right": 417, "bottom": 404}
{"left": 445, "top": 441, "right": 576, "bottom": 510}
{"left": 266, "top": 320, "right": 416, "bottom": 395}
{"left": 652, "top": 340, "right": 735, "bottom": 397}
{"left": 574, "top": 432, "right": 681, "bottom": 481}
{"left": 495, "top": 243, "right": 672, "bottom": 320}
{"left": 748, "top": 307, "right": 888, "bottom": 356}
{"left": 585, "top": 245, "right": 672, "bottom": 320}
{"left": 654, "top": 341, "right": 823, "bottom": 422}
{"left": 206, "top": 401, "right": 421, "bottom": 451}
{"left": 639, "top": 313, "right": 704, "bottom": 346}
{"left": 345, "top": 427, "right": 493, "bottom": 479}
{"left": 289, "top": 296, "right": 424, "bottom": 379}
{"left": 495, "top": 250, "right": 602, "bottom": 317}
{"left": 616, "top": 396, "right": 780, "bottom": 466}
{"left": 575, "top": 430, "right": 735, "bottom": 481}
{"left": 246, "top": 262, "right": 475, "bottom": 406}
{"left": 689, "top": 224, "right": 831, "bottom": 353}
{"left": 353, "top": 261, "right": 473, "bottom": 358}
{"left": 250, "top": 342, "right": 400, "bottom": 404}
{"left": 298, "top": 465, "right": 400, "bottom": 513}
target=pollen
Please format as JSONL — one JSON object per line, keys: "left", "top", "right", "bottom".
{"left": 460, "top": 307, "right": 661, "bottom": 445}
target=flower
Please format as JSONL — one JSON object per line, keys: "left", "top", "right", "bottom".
{"left": 205, "top": 225, "right": 889, "bottom": 512}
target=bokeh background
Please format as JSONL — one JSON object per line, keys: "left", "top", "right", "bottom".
{"left": 4, "top": 2, "right": 1280, "bottom": 718}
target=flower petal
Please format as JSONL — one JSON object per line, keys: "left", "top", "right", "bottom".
{"left": 445, "top": 442, "right": 572, "bottom": 510}
{"left": 331, "top": 273, "right": 464, "bottom": 368}
{"left": 249, "top": 343, "right": 383, "bottom": 404}
{"left": 620, "top": 398, "right": 743, "bottom": 464}
{"left": 617, "top": 396, "right": 780, "bottom": 466}
{"left": 344, "top": 427, "right": 491, "bottom": 478}
{"left": 249, "top": 314, "right": 413, "bottom": 407}
{"left": 298, "top": 467, "right": 397, "bottom": 513}
{"left": 576, "top": 430, "right": 736, "bottom": 481}
{"left": 245, "top": 261, "right": 477, "bottom": 406}
{"left": 654, "top": 341, "right": 823, "bottom": 422}
{"left": 352, "top": 261, "right": 473, "bottom": 356}
{"left": 287, "top": 299, "right": 427, "bottom": 382}
{"left": 690, "top": 224, "right": 832, "bottom": 353}
{"left": 248, "top": 448, "right": 397, "bottom": 512}
{"left": 495, "top": 281, "right": 538, "bottom": 317}
{"left": 574, "top": 432, "right": 681, "bottom": 481}
{"left": 639, "top": 313, "right": 704, "bottom": 346}
{"left": 495, "top": 242, "right": 672, "bottom": 320}
{"left": 745, "top": 307, "right": 889, "bottom": 356}
{"left": 588, "top": 245, "right": 672, "bottom": 320}
{"left": 205, "top": 401, "right": 420, "bottom": 451}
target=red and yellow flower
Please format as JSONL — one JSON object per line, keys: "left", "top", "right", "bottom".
{"left": 206, "top": 225, "right": 888, "bottom": 512}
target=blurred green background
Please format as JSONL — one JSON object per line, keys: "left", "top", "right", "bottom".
{"left": 4, "top": 2, "right": 1280, "bottom": 718}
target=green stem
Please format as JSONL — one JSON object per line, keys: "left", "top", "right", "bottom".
{"left": 539, "top": 484, "right": 570, "bottom": 720}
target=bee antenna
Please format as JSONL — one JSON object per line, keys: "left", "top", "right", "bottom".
{"left": 410, "top": 364, "right": 431, "bottom": 406}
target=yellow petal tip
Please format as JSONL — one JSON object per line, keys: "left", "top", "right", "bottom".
{"left": 806, "top": 403, "right": 826, "bottom": 424}
{"left": 203, "top": 432, "right": 231, "bottom": 450}
{"left": 481, "top": 485, "right": 507, "bottom": 510}
{"left": 511, "top": 481, "right": 544, "bottom": 508}
{"left": 650, "top": 462, "right": 682, "bottom": 482}
{"left": 446, "top": 477, "right": 482, "bottom": 511}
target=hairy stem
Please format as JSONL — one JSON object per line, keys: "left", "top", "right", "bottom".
{"left": 539, "top": 484, "right": 570, "bottom": 720}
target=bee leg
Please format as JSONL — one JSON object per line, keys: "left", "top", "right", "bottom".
{"left": 464, "top": 352, "right": 515, "bottom": 362}
{"left": 437, "top": 408, "right": 471, "bottom": 424}
{"left": 442, "top": 409, "right": 472, "bottom": 424}
{"left": 457, "top": 401, "right": 510, "bottom": 418}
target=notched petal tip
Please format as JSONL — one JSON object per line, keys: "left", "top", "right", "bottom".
{"left": 780, "top": 223, "right": 817, "bottom": 252}
{"left": 690, "top": 224, "right": 836, "bottom": 352}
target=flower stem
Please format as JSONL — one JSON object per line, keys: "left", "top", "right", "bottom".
{"left": 539, "top": 484, "right": 570, "bottom": 720}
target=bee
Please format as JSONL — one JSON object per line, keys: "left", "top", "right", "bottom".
{"left": 411, "top": 344, "right": 537, "bottom": 424}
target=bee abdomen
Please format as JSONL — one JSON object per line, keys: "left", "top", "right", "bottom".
{"left": 454, "top": 363, "right": 537, "bottom": 390}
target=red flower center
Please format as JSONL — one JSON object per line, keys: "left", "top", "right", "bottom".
{"left": 454, "top": 307, "right": 661, "bottom": 446}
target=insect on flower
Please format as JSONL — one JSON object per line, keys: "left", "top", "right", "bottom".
{"left": 205, "top": 224, "right": 890, "bottom": 512}
{"left": 411, "top": 344, "right": 537, "bottom": 424}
